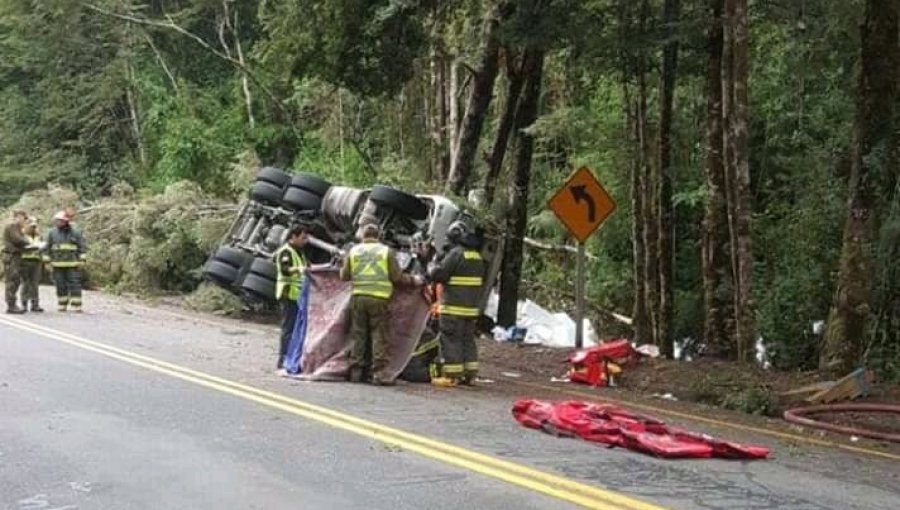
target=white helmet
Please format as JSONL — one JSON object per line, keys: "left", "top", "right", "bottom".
{"left": 447, "top": 220, "right": 468, "bottom": 244}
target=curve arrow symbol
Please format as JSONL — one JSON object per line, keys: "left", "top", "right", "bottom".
{"left": 570, "top": 185, "right": 596, "bottom": 222}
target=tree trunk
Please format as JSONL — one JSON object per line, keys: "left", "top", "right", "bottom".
{"left": 448, "top": 57, "right": 461, "bottom": 179}
{"left": 636, "top": 0, "right": 659, "bottom": 347}
{"left": 484, "top": 48, "right": 525, "bottom": 208}
{"left": 702, "top": 0, "right": 732, "bottom": 356}
{"left": 446, "top": 5, "right": 503, "bottom": 196}
{"left": 821, "top": 0, "right": 899, "bottom": 374}
{"left": 657, "top": 0, "right": 680, "bottom": 358}
{"left": 497, "top": 50, "right": 545, "bottom": 328}
{"left": 722, "top": 0, "right": 755, "bottom": 362}
{"left": 628, "top": 91, "right": 650, "bottom": 346}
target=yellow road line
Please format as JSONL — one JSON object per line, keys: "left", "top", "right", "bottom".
{"left": 0, "top": 316, "right": 665, "bottom": 510}
{"left": 509, "top": 380, "right": 900, "bottom": 463}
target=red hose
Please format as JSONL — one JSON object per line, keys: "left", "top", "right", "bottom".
{"left": 783, "top": 403, "right": 900, "bottom": 443}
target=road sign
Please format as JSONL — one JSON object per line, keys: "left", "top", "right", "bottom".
{"left": 547, "top": 166, "right": 617, "bottom": 348}
{"left": 547, "top": 166, "right": 616, "bottom": 243}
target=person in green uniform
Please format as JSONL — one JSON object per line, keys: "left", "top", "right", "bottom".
{"left": 274, "top": 225, "right": 310, "bottom": 372}
{"left": 20, "top": 218, "right": 45, "bottom": 312}
{"left": 340, "top": 224, "right": 424, "bottom": 385}
{"left": 427, "top": 221, "right": 486, "bottom": 386}
{"left": 3, "top": 210, "right": 29, "bottom": 314}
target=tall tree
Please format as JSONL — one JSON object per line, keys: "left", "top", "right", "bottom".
{"left": 722, "top": 0, "right": 755, "bottom": 362}
{"left": 701, "top": 0, "right": 732, "bottom": 356}
{"left": 656, "top": 0, "right": 680, "bottom": 358}
{"left": 483, "top": 48, "right": 525, "bottom": 207}
{"left": 821, "top": 0, "right": 899, "bottom": 374}
{"left": 447, "top": 2, "right": 504, "bottom": 196}
{"left": 497, "top": 49, "right": 544, "bottom": 327}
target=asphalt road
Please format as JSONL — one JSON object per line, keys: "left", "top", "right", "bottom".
{"left": 1, "top": 287, "right": 898, "bottom": 510}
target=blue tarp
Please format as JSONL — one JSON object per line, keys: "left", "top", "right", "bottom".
{"left": 281, "top": 277, "right": 310, "bottom": 374}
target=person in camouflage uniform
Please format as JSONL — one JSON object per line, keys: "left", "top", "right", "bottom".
{"left": 3, "top": 210, "right": 30, "bottom": 314}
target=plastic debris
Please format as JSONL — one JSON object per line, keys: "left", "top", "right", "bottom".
{"left": 635, "top": 344, "right": 660, "bottom": 358}
{"left": 550, "top": 376, "right": 570, "bottom": 383}
{"left": 651, "top": 393, "right": 678, "bottom": 401}
{"left": 484, "top": 292, "right": 599, "bottom": 348}
{"left": 501, "top": 372, "right": 522, "bottom": 379}
{"left": 512, "top": 400, "right": 770, "bottom": 460}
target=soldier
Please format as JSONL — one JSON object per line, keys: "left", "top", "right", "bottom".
{"left": 3, "top": 210, "right": 30, "bottom": 314}
{"left": 20, "top": 218, "right": 45, "bottom": 312}
{"left": 274, "top": 224, "right": 309, "bottom": 372}
{"left": 44, "top": 211, "right": 87, "bottom": 312}
{"left": 427, "top": 221, "right": 486, "bottom": 386}
{"left": 340, "top": 224, "right": 424, "bottom": 385}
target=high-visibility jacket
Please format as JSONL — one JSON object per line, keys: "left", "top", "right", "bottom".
{"left": 21, "top": 234, "right": 42, "bottom": 261}
{"left": 349, "top": 242, "right": 393, "bottom": 299}
{"left": 274, "top": 244, "right": 306, "bottom": 301}
{"left": 429, "top": 246, "right": 484, "bottom": 318}
{"left": 44, "top": 226, "right": 86, "bottom": 268}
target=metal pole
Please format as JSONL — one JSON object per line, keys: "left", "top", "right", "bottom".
{"left": 575, "top": 242, "right": 586, "bottom": 349}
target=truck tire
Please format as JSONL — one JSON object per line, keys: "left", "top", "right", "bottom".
{"left": 241, "top": 273, "right": 275, "bottom": 301}
{"left": 256, "top": 166, "right": 291, "bottom": 188}
{"left": 369, "top": 185, "right": 428, "bottom": 221}
{"left": 281, "top": 187, "right": 322, "bottom": 212}
{"left": 290, "top": 173, "right": 332, "bottom": 197}
{"left": 213, "top": 246, "right": 249, "bottom": 268}
{"left": 251, "top": 181, "right": 284, "bottom": 206}
{"left": 204, "top": 260, "right": 239, "bottom": 287}
{"left": 248, "top": 258, "right": 277, "bottom": 279}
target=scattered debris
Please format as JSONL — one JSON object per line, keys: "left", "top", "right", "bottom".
{"left": 513, "top": 400, "right": 770, "bottom": 459}
{"left": 474, "top": 378, "right": 495, "bottom": 384}
{"left": 484, "top": 292, "right": 599, "bottom": 348}
{"left": 805, "top": 368, "right": 873, "bottom": 404}
{"left": 550, "top": 376, "right": 570, "bottom": 383}
{"left": 651, "top": 393, "right": 678, "bottom": 401}
{"left": 567, "top": 340, "right": 634, "bottom": 387}
{"left": 501, "top": 372, "right": 522, "bottom": 379}
{"left": 635, "top": 344, "right": 660, "bottom": 358}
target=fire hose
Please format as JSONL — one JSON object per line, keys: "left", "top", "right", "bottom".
{"left": 783, "top": 403, "right": 900, "bottom": 443}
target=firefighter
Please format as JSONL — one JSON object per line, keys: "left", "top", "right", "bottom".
{"left": 44, "top": 211, "right": 87, "bottom": 312}
{"left": 274, "top": 224, "right": 309, "bottom": 371}
{"left": 20, "top": 218, "right": 44, "bottom": 312}
{"left": 427, "top": 221, "right": 485, "bottom": 386}
{"left": 3, "top": 210, "right": 30, "bottom": 314}
{"left": 340, "top": 223, "right": 424, "bottom": 385}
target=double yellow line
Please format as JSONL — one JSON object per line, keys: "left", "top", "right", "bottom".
{"left": 0, "top": 315, "right": 665, "bottom": 510}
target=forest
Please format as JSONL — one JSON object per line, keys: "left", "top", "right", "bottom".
{"left": 0, "top": 0, "right": 897, "bottom": 380}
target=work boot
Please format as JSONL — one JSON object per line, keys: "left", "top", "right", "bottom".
{"left": 57, "top": 304, "right": 68, "bottom": 312}
{"left": 30, "top": 302, "right": 44, "bottom": 313}
{"left": 372, "top": 375, "right": 396, "bottom": 386}
{"left": 430, "top": 376, "right": 457, "bottom": 388}
{"left": 347, "top": 367, "right": 365, "bottom": 383}
{"left": 6, "top": 304, "right": 25, "bottom": 315}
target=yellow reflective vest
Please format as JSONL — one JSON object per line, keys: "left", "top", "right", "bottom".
{"left": 274, "top": 244, "right": 305, "bottom": 301}
{"left": 349, "top": 242, "right": 393, "bottom": 299}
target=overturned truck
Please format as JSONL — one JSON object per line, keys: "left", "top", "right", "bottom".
{"left": 203, "top": 167, "right": 502, "bottom": 379}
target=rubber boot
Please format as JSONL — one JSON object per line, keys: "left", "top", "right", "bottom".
{"left": 6, "top": 303, "right": 25, "bottom": 315}
{"left": 30, "top": 301, "right": 44, "bottom": 313}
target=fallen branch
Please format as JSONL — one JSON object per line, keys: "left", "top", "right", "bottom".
{"left": 523, "top": 236, "right": 599, "bottom": 261}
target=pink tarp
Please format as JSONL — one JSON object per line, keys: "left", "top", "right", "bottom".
{"left": 512, "top": 400, "right": 770, "bottom": 460}
{"left": 297, "top": 266, "right": 431, "bottom": 381}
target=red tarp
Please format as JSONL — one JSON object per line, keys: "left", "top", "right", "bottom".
{"left": 512, "top": 400, "right": 770, "bottom": 460}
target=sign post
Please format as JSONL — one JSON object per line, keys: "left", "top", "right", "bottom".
{"left": 548, "top": 166, "right": 616, "bottom": 348}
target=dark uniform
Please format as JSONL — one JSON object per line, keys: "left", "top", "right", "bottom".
{"left": 428, "top": 245, "right": 485, "bottom": 382}
{"left": 3, "top": 221, "right": 29, "bottom": 312}
{"left": 274, "top": 243, "right": 306, "bottom": 369}
{"left": 20, "top": 230, "right": 43, "bottom": 311}
{"left": 44, "top": 224, "right": 87, "bottom": 312}
{"left": 339, "top": 239, "right": 417, "bottom": 384}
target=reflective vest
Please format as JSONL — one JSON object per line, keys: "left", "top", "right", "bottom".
{"left": 349, "top": 242, "right": 393, "bottom": 299}
{"left": 21, "top": 234, "right": 41, "bottom": 261}
{"left": 440, "top": 249, "right": 484, "bottom": 318}
{"left": 45, "top": 227, "right": 85, "bottom": 268}
{"left": 274, "top": 244, "right": 305, "bottom": 300}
